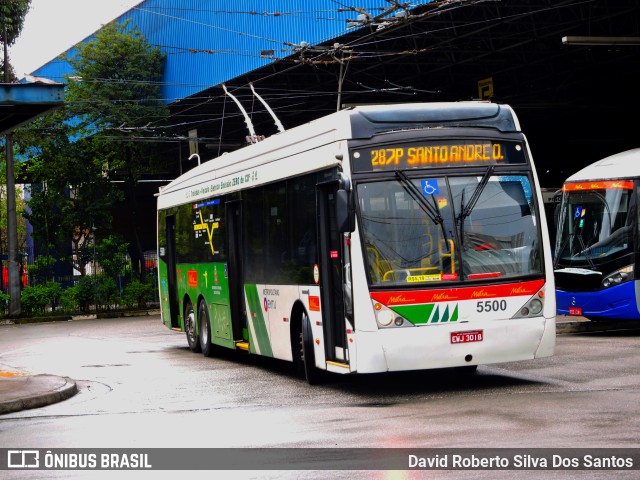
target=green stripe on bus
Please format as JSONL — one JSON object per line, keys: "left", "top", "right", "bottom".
{"left": 392, "top": 303, "right": 459, "bottom": 325}
{"left": 451, "top": 304, "right": 458, "bottom": 322}
{"left": 430, "top": 304, "right": 458, "bottom": 323}
{"left": 244, "top": 285, "right": 273, "bottom": 357}
{"left": 392, "top": 304, "right": 434, "bottom": 325}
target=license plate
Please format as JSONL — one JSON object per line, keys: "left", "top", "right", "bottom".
{"left": 568, "top": 307, "right": 583, "bottom": 316}
{"left": 451, "top": 330, "right": 483, "bottom": 344}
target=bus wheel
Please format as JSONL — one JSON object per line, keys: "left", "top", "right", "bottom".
{"left": 300, "top": 313, "right": 323, "bottom": 385}
{"left": 456, "top": 365, "right": 478, "bottom": 374}
{"left": 199, "top": 301, "right": 214, "bottom": 357}
{"left": 185, "top": 301, "right": 201, "bottom": 353}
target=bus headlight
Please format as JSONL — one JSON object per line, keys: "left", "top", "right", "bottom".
{"left": 512, "top": 288, "right": 545, "bottom": 319}
{"left": 372, "top": 300, "right": 413, "bottom": 328}
{"left": 376, "top": 309, "right": 394, "bottom": 326}
{"left": 528, "top": 299, "right": 543, "bottom": 315}
{"left": 601, "top": 264, "right": 634, "bottom": 289}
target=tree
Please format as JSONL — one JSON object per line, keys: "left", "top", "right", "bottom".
{"left": 64, "top": 19, "right": 170, "bottom": 281}
{"left": 0, "top": 0, "right": 30, "bottom": 81}
{"left": 15, "top": 108, "right": 123, "bottom": 277}
{"left": 14, "top": 18, "right": 168, "bottom": 285}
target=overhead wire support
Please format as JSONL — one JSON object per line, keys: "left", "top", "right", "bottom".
{"left": 345, "top": 1, "right": 411, "bottom": 28}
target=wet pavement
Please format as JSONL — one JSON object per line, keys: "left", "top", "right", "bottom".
{"left": 0, "top": 314, "right": 636, "bottom": 415}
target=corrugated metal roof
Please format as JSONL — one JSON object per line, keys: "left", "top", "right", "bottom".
{"left": 31, "top": 0, "right": 428, "bottom": 104}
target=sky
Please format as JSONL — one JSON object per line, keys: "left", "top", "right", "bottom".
{"left": 9, "top": 0, "right": 144, "bottom": 78}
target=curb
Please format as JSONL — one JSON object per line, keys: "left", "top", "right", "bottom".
{"left": 0, "top": 309, "right": 161, "bottom": 326}
{"left": 556, "top": 319, "right": 640, "bottom": 334}
{"left": 0, "top": 375, "right": 78, "bottom": 415}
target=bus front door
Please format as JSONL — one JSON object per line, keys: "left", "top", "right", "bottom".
{"left": 317, "top": 184, "right": 349, "bottom": 365}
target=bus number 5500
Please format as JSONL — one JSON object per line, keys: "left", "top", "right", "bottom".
{"left": 477, "top": 300, "right": 507, "bottom": 312}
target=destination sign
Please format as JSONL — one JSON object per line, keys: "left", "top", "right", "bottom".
{"left": 562, "top": 180, "right": 634, "bottom": 191}
{"left": 351, "top": 140, "right": 526, "bottom": 172}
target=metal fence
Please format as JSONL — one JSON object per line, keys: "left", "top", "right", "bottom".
{"left": 0, "top": 250, "right": 160, "bottom": 315}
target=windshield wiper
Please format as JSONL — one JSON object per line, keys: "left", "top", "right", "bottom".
{"left": 395, "top": 170, "right": 449, "bottom": 250}
{"left": 554, "top": 204, "right": 595, "bottom": 269}
{"left": 457, "top": 166, "right": 494, "bottom": 247}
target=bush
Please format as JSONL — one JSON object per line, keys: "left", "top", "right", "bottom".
{"left": 60, "top": 285, "right": 79, "bottom": 313}
{"left": 0, "top": 291, "right": 10, "bottom": 315}
{"left": 97, "top": 276, "right": 119, "bottom": 310}
{"left": 123, "top": 280, "right": 154, "bottom": 309}
{"left": 28, "top": 255, "right": 57, "bottom": 285}
{"left": 75, "top": 276, "right": 97, "bottom": 313}
{"left": 21, "top": 282, "right": 62, "bottom": 315}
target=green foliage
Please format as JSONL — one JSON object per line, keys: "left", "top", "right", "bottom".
{"left": 16, "top": 113, "right": 123, "bottom": 274}
{"left": 122, "top": 280, "right": 154, "bottom": 309}
{"left": 96, "top": 235, "right": 130, "bottom": 279}
{"left": 14, "top": 18, "right": 168, "bottom": 276}
{"left": 97, "top": 276, "right": 119, "bottom": 310}
{"left": 0, "top": 0, "right": 31, "bottom": 81}
{"left": 0, "top": 185, "right": 28, "bottom": 257}
{"left": 0, "top": 1, "right": 30, "bottom": 46}
{"left": 75, "top": 276, "right": 97, "bottom": 313}
{"left": 0, "top": 291, "right": 10, "bottom": 314}
{"left": 65, "top": 19, "right": 168, "bottom": 135}
{"left": 59, "top": 286, "right": 79, "bottom": 313}
{"left": 27, "top": 254, "right": 57, "bottom": 285}
{"left": 20, "top": 282, "right": 62, "bottom": 315}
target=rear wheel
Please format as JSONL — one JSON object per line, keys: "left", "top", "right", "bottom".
{"left": 185, "top": 301, "right": 201, "bottom": 353}
{"left": 199, "top": 301, "right": 214, "bottom": 357}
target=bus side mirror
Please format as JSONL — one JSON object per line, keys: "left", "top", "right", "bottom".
{"left": 336, "top": 188, "right": 355, "bottom": 233}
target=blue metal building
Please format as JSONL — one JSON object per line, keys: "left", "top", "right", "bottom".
{"left": 31, "top": 0, "right": 413, "bottom": 106}
{"left": 17, "top": 0, "right": 640, "bottom": 256}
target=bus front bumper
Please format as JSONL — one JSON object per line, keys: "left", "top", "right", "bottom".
{"left": 556, "top": 281, "right": 639, "bottom": 320}
{"left": 353, "top": 316, "right": 554, "bottom": 373}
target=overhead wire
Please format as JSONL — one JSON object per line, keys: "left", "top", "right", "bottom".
{"left": 44, "top": 1, "right": 536, "bottom": 146}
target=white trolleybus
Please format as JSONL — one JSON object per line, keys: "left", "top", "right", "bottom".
{"left": 554, "top": 148, "right": 640, "bottom": 320}
{"left": 156, "top": 101, "right": 556, "bottom": 383}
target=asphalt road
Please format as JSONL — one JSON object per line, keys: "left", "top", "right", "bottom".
{"left": 1, "top": 315, "right": 639, "bottom": 479}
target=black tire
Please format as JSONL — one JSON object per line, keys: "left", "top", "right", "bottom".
{"left": 185, "top": 301, "right": 201, "bottom": 353}
{"left": 199, "top": 301, "right": 214, "bottom": 357}
{"left": 456, "top": 365, "right": 478, "bottom": 374}
{"left": 301, "top": 313, "right": 323, "bottom": 385}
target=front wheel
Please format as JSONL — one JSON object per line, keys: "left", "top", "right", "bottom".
{"left": 455, "top": 365, "right": 478, "bottom": 374}
{"left": 300, "top": 313, "right": 323, "bottom": 385}
{"left": 185, "top": 301, "right": 201, "bottom": 353}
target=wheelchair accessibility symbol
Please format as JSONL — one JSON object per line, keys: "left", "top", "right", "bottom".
{"left": 421, "top": 180, "right": 439, "bottom": 196}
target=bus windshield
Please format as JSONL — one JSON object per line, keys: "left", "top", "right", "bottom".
{"left": 357, "top": 174, "right": 542, "bottom": 286}
{"left": 555, "top": 182, "right": 634, "bottom": 267}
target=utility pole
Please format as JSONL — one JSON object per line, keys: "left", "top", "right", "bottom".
{"left": 4, "top": 24, "right": 21, "bottom": 315}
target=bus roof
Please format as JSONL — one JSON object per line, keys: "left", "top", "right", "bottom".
{"left": 157, "top": 101, "right": 521, "bottom": 209}
{"left": 565, "top": 148, "right": 640, "bottom": 183}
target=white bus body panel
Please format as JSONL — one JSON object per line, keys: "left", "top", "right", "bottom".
{"left": 158, "top": 112, "right": 355, "bottom": 210}
{"left": 565, "top": 148, "right": 640, "bottom": 182}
